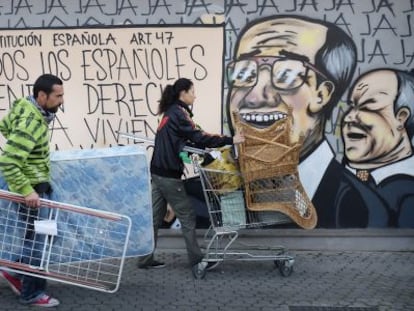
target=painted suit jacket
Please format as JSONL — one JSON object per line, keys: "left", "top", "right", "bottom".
{"left": 340, "top": 155, "right": 414, "bottom": 228}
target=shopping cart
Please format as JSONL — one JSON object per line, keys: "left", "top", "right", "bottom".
{"left": 117, "top": 132, "right": 295, "bottom": 279}
{"left": 0, "top": 189, "right": 131, "bottom": 293}
{"left": 192, "top": 158, "right": 295, "bottom": 279}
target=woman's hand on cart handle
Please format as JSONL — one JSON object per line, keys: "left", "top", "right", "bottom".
{"left": 233, "top": 129, "right": 245, "bottom": 145}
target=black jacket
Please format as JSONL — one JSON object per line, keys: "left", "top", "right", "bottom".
{"left": 150, "top": 100, "right": 233, "bottom": 179}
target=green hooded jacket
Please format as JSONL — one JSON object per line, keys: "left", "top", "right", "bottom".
{"left": 0, "top": 97, "right": 51, "bottom": 196}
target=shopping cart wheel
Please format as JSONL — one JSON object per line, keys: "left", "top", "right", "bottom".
{"left": 277, "top": 259, "right": 294, "bottom": 277}
{"left": 192, "top": 262, "right": 207, "bottom": 279}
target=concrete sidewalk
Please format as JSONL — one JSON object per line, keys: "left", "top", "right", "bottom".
{"left": 1, "top": 248, "right": 413, "bottom": 311}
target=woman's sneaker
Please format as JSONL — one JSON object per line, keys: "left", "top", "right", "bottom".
{"left": 138, "top": 260, "right": 166, "bottom": 269}
{"left": 20, "top": 293, "right": 60, "bottom": 308}
{"left": 0, "top": 269, "right": 22, "bottom": 296}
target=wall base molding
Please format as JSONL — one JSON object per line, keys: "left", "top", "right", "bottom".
{"left": 157, "top": 228, "right": 414, "bottom": 252}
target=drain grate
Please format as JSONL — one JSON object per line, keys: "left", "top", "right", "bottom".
{"left": 289, "top": 307, "right": 379, "bottom": 311}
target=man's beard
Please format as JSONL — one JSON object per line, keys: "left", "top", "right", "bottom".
{"left": 47, "top": 106, "right": 59, "bottom": 113}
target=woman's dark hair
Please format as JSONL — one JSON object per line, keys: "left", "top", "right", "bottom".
{"left": 158, "top": 78, "right": 193, "bottom": 115}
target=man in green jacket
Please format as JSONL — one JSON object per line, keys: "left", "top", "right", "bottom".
{"left": 0, "top": 74, "right": 63, "bottom": 307}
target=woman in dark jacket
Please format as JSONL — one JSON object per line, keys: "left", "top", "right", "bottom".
{"left": 138, "top": 78, "right": 244, "bottom": 269}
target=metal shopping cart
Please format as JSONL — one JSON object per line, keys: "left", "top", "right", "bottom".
{"left": 0, "top": 189, "right": 131, "bottom": 293}
{"left": 117, "top": 132, "right": 296, "bottom": 279}
{"left": 192, "top": 157, "right": 295, "bottom": 279}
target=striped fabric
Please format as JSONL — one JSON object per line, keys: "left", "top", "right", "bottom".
{"left": 0, "top": 97, "right": 50, "bottom": 196}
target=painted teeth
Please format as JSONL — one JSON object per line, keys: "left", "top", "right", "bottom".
{"left": 240, "top": 113, "right": 287, "bottom": 122}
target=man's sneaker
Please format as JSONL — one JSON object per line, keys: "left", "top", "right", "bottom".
{"left": 138, "top": 260, "right": 166, "bottom": 269}
{"left": 0, "top": 269, "right": 22, "bottom": 296}
{"left": 20, "top": 293, "right": 60, "bottom": 308}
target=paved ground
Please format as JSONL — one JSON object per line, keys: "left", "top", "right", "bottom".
{"left": 1, "top": 246, "right": 413, "bottom": 311}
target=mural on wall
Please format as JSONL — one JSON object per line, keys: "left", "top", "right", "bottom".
{"left": 227, "top": 15, "right": 414, "bottom": 228}
{"left": 226, "top": 15, "right": 357, "bottom": 228}
{"left": 0, "top": 25, "right": 225, "bottom": 150}
{"left": 336, "top": 68, "right": 414, "bottom": 228}
{"left": 0, "top": 0, "right": 413, "bottom": 229}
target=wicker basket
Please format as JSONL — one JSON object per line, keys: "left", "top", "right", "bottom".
{"left": 233, "top": 109, "right": 317, "bottom": 229}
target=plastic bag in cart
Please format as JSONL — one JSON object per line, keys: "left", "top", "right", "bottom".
{"left": 201, "top": 147, "right": 242, "bottom": 193}
{"left": 220, "top": 190, "right": 246, "bottom": 228}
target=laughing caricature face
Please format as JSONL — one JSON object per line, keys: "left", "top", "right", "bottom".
{"left": 227, "top": 17, "right": 335, "bottom": 157}
{"left": 342, "top": 69, "right": 411, "bottom": 169}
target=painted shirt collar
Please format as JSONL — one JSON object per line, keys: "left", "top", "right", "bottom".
{"left": 299, "top": 140, "right": 334, "bottom": 199}
{"left": 346, "top": 154, "right": 414, "bottom": 185}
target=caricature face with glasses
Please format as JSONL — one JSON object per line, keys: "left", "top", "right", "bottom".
{"left": 226, "top": 17, "right": 338, "bottom": 158}
{"left": 227, "top": 49, "right": 331, "bottom": 138}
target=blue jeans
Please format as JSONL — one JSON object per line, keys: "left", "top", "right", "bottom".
{"left": 17, "top": 192, "right": 51, "bottom": 301}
